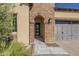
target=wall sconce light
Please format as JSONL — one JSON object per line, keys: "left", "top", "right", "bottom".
{"left": 48, "top": 18, "right": 52, "bottom": 24}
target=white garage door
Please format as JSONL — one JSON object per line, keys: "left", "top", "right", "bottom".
{"left": 56, "top": 20, "right": 79, "bottom": 40}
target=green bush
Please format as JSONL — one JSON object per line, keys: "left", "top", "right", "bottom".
{"left": 0, "top": 40, "right": 32, "bottom": 56}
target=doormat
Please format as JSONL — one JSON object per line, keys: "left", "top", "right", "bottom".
{"left": 47, "top": 43, "right": 60, "bottom": 47}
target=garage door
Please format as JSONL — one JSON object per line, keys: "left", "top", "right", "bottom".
{"left": 56, "top": 20, "right": 79, "bottom": 40}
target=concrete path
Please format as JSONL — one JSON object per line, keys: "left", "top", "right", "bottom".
{"left": 56, "top": 40, "right": 79, "bottom": 56}
{"left": 33, "top": 39, "right": 69, "bottom": 56}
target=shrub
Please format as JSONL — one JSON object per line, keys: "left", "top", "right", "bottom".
{"left": 1, "top": 40, "right": 32, "bottom": 56}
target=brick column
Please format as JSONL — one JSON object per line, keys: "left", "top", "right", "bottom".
{"left": 44, "top": 22, "right": 54, "bottom": 45}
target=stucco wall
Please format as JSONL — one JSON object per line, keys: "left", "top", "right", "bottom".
{"left": 55, "top": 11, "right": 79, "bottom": 20}
{"left": 14, "top": 4, "right": 29, "bottom": 46}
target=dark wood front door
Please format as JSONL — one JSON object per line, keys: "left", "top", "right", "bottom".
{"left": 35, "top": 23, "right": 40, "bottom": 38}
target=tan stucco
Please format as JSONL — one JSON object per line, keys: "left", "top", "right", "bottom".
{"left": 55, "top": 11, "right": 79, "bottom": 20}
{"left": 14, "top": 4, "right": 29, "bottom": 46}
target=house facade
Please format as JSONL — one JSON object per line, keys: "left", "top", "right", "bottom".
{"left": 13, "top": 3, "right": 79, "bottom": 46}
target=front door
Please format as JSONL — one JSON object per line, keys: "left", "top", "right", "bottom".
{"left": 35, "top": 23, "right": 40, "bottom": 38}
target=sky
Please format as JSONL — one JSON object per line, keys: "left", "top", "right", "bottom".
{"left": 55, "top": 3, "right": 79, "bottom": 9}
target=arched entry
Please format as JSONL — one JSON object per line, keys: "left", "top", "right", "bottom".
{"left": 34, "top": 15, "right": 45, "bottom": 42}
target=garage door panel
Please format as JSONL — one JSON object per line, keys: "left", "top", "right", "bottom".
{"left": 57, "top": 24, "right": 62, "bottom": 31}
{"left": 63, "top": 24, "right": 71, "bottom": 40}
{"left": 72, "top": 24, "right": 79, "bottom": 40}
{"left": 56, "top": 20, "right": 79, "bottom": 40}
{"left": 66, "top": 35, "right": 71, "bottom": 40}
{"left": 56, "top": 24, "right": 63, "bottom": 40}
{"left": 72, "top": 36, "right": 76, "bottom": 40}
{"left": 57, "top": 30, "right": 62, "bottom": 40}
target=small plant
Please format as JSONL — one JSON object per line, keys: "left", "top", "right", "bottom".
{"left": 0, "top": 40, "right": 32, "bottom": 56}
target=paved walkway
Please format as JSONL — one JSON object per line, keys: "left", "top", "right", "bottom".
{"left": 33, "top": 38, "right": 69, "bottom": 56}
{"left": 56, "top": 40, "right": 79, "bottom": 56}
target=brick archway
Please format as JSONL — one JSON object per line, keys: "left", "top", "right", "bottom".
{"left": 29, "top": 14, "right": 46, "bottom": 44}
{"left": 29, "top": 3, "right": 54, "bottom": 45}
{"left": 34, "top": 15, "right": 45, "bottom": 42}
{"left": 29, "top": 14, "right": 54, "bottom": 45}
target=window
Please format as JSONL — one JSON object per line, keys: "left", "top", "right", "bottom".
{"left": 13, "top": 14, "right": 17, "bottom": 32}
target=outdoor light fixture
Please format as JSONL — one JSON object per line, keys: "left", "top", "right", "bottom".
{"left": 48, "top": 18, "right": 52, "bottom": 24}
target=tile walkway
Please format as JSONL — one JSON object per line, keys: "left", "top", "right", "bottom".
{"left": 33, "top": 38, "right": 69, "bottom": 56}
